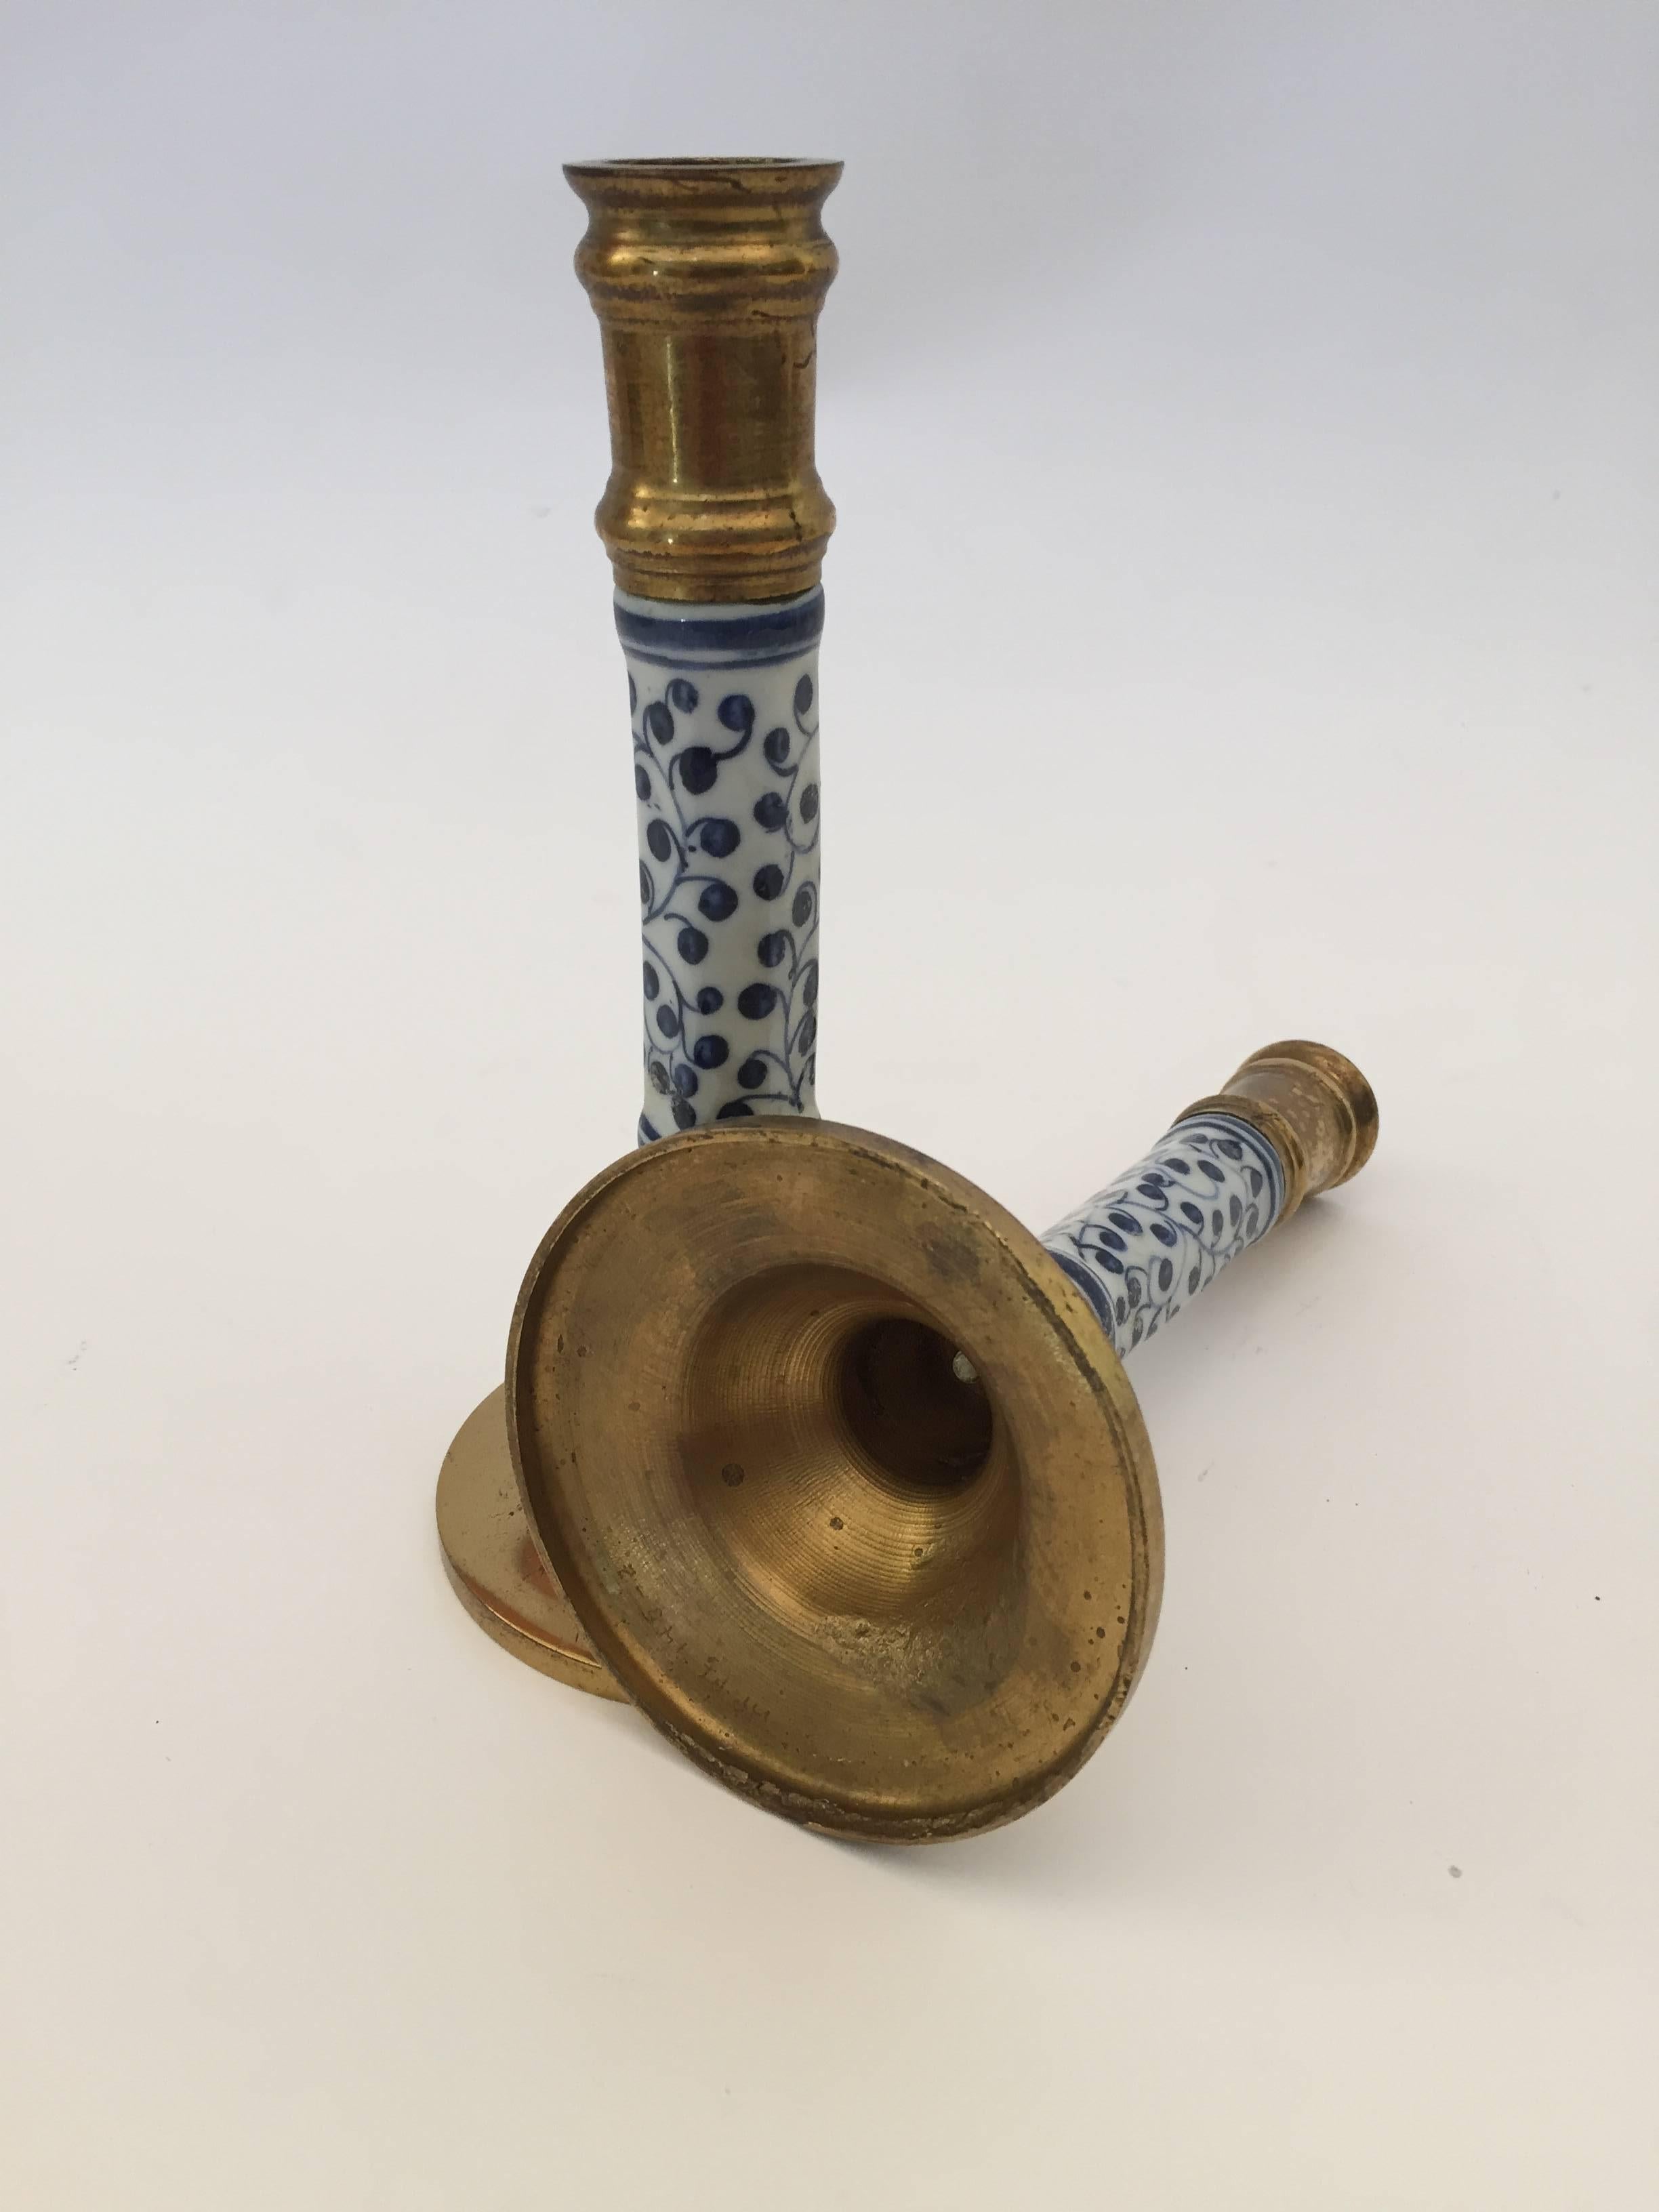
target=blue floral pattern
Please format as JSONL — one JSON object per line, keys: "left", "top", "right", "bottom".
{"left": 1041, "top": 1113, "right": 1286, "bottom": 1355}
{"left": 622, "top": 588, "right": 823, "bottom": 1142}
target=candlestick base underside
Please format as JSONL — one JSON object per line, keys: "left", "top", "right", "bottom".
{"left": 436, "top": 1387, "right": 626, "bottom": 1701}
{"left": 508, "top": 1120, "right": 1165, "bottom": 1841}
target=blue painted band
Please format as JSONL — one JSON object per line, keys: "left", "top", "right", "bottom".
{"left": 614, "top": 586, "right": 825, "bottom": 665}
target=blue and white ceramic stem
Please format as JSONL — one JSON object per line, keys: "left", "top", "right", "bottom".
{"left": 623, "top": 590, "right": 1290, "bottom": 1357}
{"left": 623, "top": 586, "right": 823, "bottom": 1145}
{"left": 1040, "top": 1111, "right": 1288, "bottom": 1358}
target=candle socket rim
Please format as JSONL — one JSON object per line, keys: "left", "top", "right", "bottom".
{"left": 564, "top": 155, "right": 842, "bottom": 179}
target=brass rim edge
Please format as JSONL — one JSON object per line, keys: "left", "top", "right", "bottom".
{"left": 435, "top": 1392, "right": 629, "bottom": 1702}
{"left": 437, "top": 1542, "right": 630, "bottom": 1701}
{"left": 504, "top": 1139, "right": 653, "bottom": 1549}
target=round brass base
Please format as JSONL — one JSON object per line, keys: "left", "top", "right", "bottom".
{"left": 510, "top": 1121, "right": 1165, "bottom": 1842}
{"left": 436, "top": 1386, "right": 625, "bottom": 1701}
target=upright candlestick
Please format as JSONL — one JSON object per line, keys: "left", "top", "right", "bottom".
{"left": 564, "top": 157, "right": 840, "bottom": 1143}
{"left": 436, "top": 160, "right": 843, "bottom": 1693}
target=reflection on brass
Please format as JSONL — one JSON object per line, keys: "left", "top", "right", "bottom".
{"left": 508, "top": 1042, "right": 1377, "bottom": 1843}
{"left": 566, "top": 157, "right": 841, "bottom": 602}
{"left": 436, "top": 1388, "right": 625, "bottom": 1700}
{"left": 1183, "top": 1038, "right": 1379, "bottom": 1216}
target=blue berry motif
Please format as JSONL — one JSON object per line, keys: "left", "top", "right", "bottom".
{"left": 623, "top": 586, "right": 823, "bottom": 1141}
{"left": 1041, "top": 1115, "right": 1285, "bottom": 1354}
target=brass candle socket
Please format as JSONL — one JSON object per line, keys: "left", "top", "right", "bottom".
{"left": 507, "top": 1042, "right": 1378, "bottom": 1842}
{"left": 565, "top": 157, "right": 842, "bottom": 602}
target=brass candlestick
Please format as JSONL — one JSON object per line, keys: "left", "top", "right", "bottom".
{"left": 507, "top": 1042, "right": 1378, "bottom": 1841}
{"left": 437, "top": 160, "right": 842, "bottom": 1695}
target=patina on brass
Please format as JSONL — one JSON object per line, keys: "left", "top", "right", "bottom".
{"left": 508, "top": 1042, "right": 1377, "bottom": 1843}
{"left": 436, "top": 1389, "right": 624, "bottom": 1699}
{"left": 1182, "top": 1038, "right": 1378, "bottom": 1216}
{"left": 565, "top": 157, "right": 841, "bottom": 601}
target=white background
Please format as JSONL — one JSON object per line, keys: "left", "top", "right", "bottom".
{"left": 3, "top": 4, "right": 1655, "bottom": 2205}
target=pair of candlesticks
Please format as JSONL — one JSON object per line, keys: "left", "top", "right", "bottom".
{"left": 435, "top": 159, "right": 1379, "bottom": 1845}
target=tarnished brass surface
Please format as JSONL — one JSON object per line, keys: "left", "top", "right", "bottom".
{"left": 508, "top": 1120, "right": 1161, "bottom": 1843}
{"left": 436, "top": 1387, "right": 624, "bottom": 1700}
{"left": 1182, "top": 1039, "right": 1379, "bottom": 1219}
{"left": 508, "top": 1043, "right": 1376, "bottom": 1842}
{"left": 566, "top": 157, "right": 841, "bottom": 601}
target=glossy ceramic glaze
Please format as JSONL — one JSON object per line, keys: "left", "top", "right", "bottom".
{"left": 626, "top": 586, "right": 823, "bottom": 1143}
{"left": 1040, "top": 1112, "right": 1286, "bottom": 1355}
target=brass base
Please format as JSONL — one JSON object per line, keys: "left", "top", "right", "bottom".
{"left": 509, "top": 1122, "right": 1164, "bottom": 1843}
{"left": 436, "top": 1387, "right": 625, "bottom": 1701}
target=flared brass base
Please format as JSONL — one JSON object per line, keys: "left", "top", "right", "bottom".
{"left": 508, "top": 1122, "right": 1164, "bottom": 1843}
{"left": 436, "top": 1387, "right": 625, "bottom": 1701}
